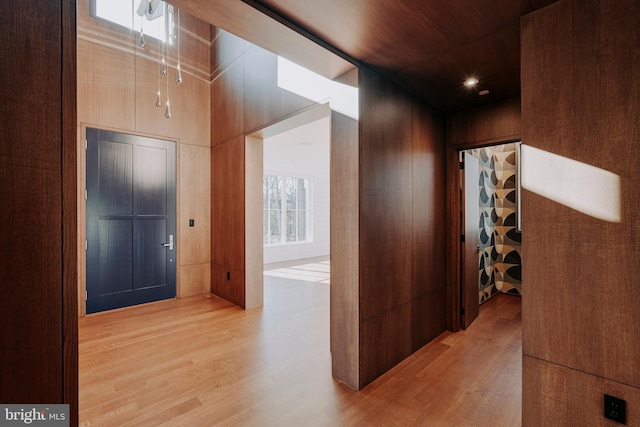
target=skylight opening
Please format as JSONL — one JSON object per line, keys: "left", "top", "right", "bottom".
{"left": 94, "top": 0, "right": 169, "bottom": 43}
{"left": 277, "top": 57, "right": 359, "bottom": 120}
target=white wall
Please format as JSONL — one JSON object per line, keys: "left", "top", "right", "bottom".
{"left": 263, "top": 116, "right": 330, "bottom": 264}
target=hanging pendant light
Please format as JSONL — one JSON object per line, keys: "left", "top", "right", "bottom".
{"left": 164, "top": 14, "right": 171, "bottom": 120}
{"left": 160, "top": 4, "right": 167, "bottom": 76}
{"left": 167, "top": 4, "right": 175, "bottom": 40}
{"left": 139, "top": 26, "right": 145, "bottom": 48}
{"left": 175, "top": 8, "right": 182, "bottom": 84}
{"left": 139, "top": 5, "right": 146, "bottom": 49}
{"left": 176, "top": 64, "right": 182, "bottom": 84}
{"left": 155, "top": 8, "right": 163, "bottom": 107}
{"left": 136, "top": 1, "right": 180, "bottom": 117}
{"left": 171, "top": 5, "right": 177, "bottom": 41}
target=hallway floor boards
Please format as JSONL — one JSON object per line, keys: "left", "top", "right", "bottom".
{"left": 79, "top": 279, "right": 521, "bottom": 426}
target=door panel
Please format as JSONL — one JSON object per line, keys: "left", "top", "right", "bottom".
{"left": 98, "top": 141, "right": 133, "bottom": 215}
{"left": 97, "top": 219, "right": 133, "bottom": 295}
{"left": 137, "top": 145, "right": 167, "bottom": 215}
{"left": 136, "top": 218, "right": 168, "bottom": 289}
{"left": 87, "top": 128, "right": 176, "bottom": 313}
{"left": 462, "top": 152, "right": 480, "bottom": 329}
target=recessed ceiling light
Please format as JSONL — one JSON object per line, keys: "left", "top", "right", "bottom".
{"left": 464, "top": 78, "right": 479, "bottom": 87}
{"left": 479, "top": 89, "right": 490, "bottom": 96}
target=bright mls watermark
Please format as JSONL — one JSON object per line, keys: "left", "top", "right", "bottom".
{"left": 1, "top": 405, "right": 68, "bottom": 426}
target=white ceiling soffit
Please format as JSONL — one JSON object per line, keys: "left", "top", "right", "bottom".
{"left": 264, "top": 115, "right": 331, "bottom": 178}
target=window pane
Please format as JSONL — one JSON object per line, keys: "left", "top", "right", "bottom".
{"left": 263, "top": 176, "right": 268, "bottom": 209}
{"left": 263, "top": 210, "right": 268, "bottom": 245}
{"left": 95, "top": 0, "right": 167, "bottom": 41}
{"left": 269, "top": 176, "right": 281, "bottom": 209}
{"left": 286, "top": 210, "right": 296, "bottom": 242}
{"left": 263, "top": 175, "right": 312, "bottom": 246}
{"left": 95, "top": 0, "right": 133, "bottom": 29}
{"left": 269, "top": 210, "right": 281, "bottom": 244}
{"left": 298, "top": 210, "right": 306, "bottom": 241}
{"left": 286, "top": 177, "right": 297, "bottom": 209}
{"left": 297, "top": 179, "right": 307, "bottom": 209}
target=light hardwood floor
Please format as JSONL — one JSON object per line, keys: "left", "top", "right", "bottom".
{"left": 79, "top": 278, "right": 521, "bottom": 426}
{"left": 264, "top": 259, "right": 331, "bottom": 283}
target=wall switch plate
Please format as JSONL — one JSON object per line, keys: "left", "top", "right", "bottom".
{"left": 604, "top": 394, "right": 626, "bottom": 424}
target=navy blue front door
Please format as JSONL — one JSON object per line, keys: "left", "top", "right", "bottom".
{"left": 86, "top": 128, "right": 176, "bottom": 313}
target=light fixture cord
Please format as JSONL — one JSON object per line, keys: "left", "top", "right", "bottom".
{"left": 176, "top": 8, "right": 182, "bottom": 84}
{"left": 165, "top": 4, "right": 171, "bottom": 118}
{"left": 156, "top": 8, "right": 163, "bottom": 107}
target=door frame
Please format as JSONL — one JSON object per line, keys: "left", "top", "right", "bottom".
{"left": 445, "top": 137, "right": 521, "bottom": 332}
{"left": 78, "top": 124, "right": 180, "bottom": 317}
{"left": 461, "top": 151, "right": 481, "bottom": 329}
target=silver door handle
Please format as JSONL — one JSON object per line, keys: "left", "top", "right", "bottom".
{"left": 161, "top": 234, "right": 174, "bottom": 250}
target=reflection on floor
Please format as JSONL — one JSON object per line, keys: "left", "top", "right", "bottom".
{"left": 79, "top": 265, "right": 521, "bottom": 426}
{"left": 264, "top": 259, "right": 330, "bottom": 283}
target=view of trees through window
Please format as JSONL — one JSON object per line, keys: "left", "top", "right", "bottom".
{"left": 263, "top": 175, "right": 310, "bottom": 245}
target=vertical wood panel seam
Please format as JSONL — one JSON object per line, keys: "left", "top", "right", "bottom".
{"left": 524, "top": 354, "right": 640, "bottom": 391}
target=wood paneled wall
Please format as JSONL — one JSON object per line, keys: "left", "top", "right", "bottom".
{"left": 448, "top": 97, "right": 521, "bottom": 149}
{"left": 411, "top": 98, "right": 448, "bottom": 349}
{"left": 209, "top": 28, "right": 320, "bottom": 307}
{"left": 521, "top": 0, "right": 559, "bottom": 15}
{"left": 244, "top": 136, "right": 264, "bottom": 309}
{"left": 521, "top": 0, "right": 640, "bottom": 424}
{"left": 211, "top": 135, "right": 246, "bottom": 306}
{"left": 0, "top": 0, "right": 78, "bottom": 423}
{"left": 358, "top": 67, "right": 447, "bottom": 388}
{"left": 76, "top": 0, "right": 212, "bottom": 315}
{"left": 330, "top": 106, "right": 360, "bottom": 389}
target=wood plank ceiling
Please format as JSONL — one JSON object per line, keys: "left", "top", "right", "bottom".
{"left": 242, "top": 0, "right": 557, "bottom": 112}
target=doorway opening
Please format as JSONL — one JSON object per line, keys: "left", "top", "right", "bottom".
{"left": 243, "top": 103, "right": 332, "bottom": 309}
{"left": 460, "top": 142, "right": 522, "bottom": 329}
{"left": 261, "top": 114, "right": 331, "bottom": 319}
{"left": 263, "top": 114, "right": 331, "bottom": 273}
